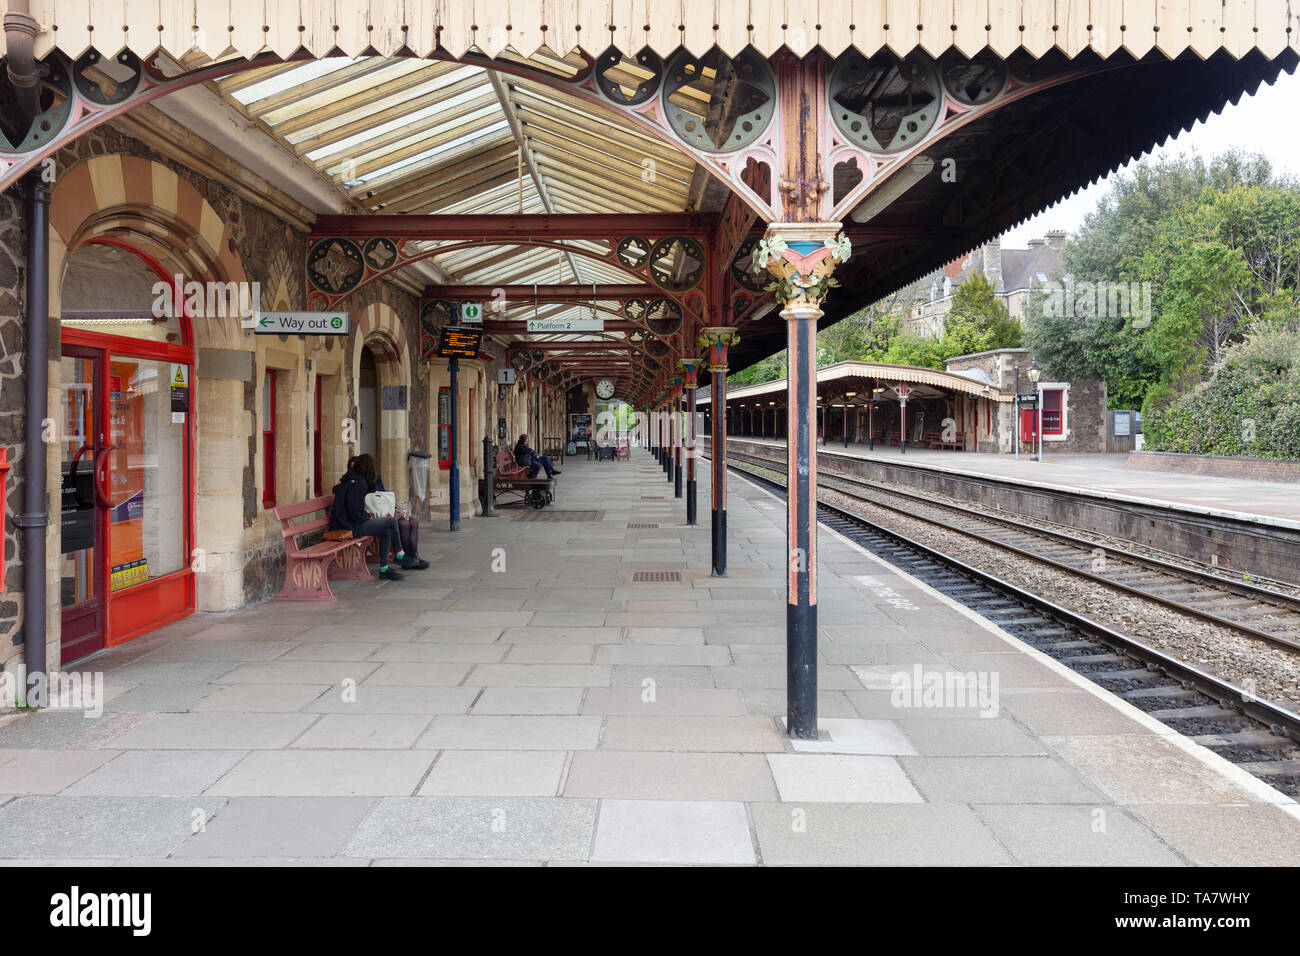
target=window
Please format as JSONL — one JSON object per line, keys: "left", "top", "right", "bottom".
{"left": 437, "top": 386, "right": 451, "bottom": 469}
{"left": 1041, "top": 388, "right": 1064, "bottom": 436}
{"left": 262, "top": 370, "right": 277, "bottom": 507}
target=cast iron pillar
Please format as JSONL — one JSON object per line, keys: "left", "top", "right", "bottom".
{"left": 698, "top": 328, "right": 737, "bottom": 577}
{"left": 448, "top": 357, "right": 460, "bottom": 531}
{"left": 672, "top": 378, "right": 683, "bottom": 499}
{"left": 755, "top": 221, "right": 852, "bottom": 740}
{"left": 680, "top": 359, "right": 701, "bottom": 525}
{"left": 663, "top": 400, "right": 672, "bottom": 481}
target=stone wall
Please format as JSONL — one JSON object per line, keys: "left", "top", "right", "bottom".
{"left": 0, "top": 189, "right": 25, "bottom": 671}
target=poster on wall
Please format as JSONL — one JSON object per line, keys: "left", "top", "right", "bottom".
{"left": 109, "top": 361, "right": 146, "bottom": 590}
{"left": 569, "top": 414, "right": 593, "bottom": 442}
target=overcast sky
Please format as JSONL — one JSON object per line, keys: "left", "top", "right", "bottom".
{"left": 1002, "top": 66, "right": 1300, "bottom": 246}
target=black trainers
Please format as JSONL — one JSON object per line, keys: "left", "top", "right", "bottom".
{"left": 551, "top": 469, "right": 562, "bottom": 475}
{"left": 398, "top": 555, "right": 422, "bottom": 570}
{"left": 378, "top": 567, "right": 405, "bottom": 581}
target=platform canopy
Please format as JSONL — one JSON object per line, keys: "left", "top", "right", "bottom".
{"left": 698, "top": 359, "right": 1014, "bottom": 405}
{"left": 16, "top": 0, "right": 1300, "bottom": 63}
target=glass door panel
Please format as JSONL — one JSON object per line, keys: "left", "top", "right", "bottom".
{"left": 107, "top": 356, "right": 188, "bottom": 592}
{"left": 59, "top": 351, "right": 103, "bottom": 663}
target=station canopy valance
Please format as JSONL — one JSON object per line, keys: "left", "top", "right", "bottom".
{"left": 15, "top": 1, "right": 1299, "bottom": 64}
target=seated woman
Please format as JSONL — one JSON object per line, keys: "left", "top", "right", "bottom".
{"left": 329, "top": 454, "right": 414, "bottom": 581}
{"left": 513, "top": 433, "right": 561, "bottom": 479}
{"left": 353, "top": 453, "right": 428, "bottom": 570}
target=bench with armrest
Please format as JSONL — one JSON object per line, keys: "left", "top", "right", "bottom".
{"left": 272, "top": 495, "right": 374, "bottom": 601}
{"left": 493, "top": 450, "right": 555, "bottom": 509}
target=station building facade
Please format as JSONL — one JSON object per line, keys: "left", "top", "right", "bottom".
{"left": 0, "top": 125, "right": 569, "bottom": 673}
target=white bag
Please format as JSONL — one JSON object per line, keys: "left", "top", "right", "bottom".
{"left": 364, "top": 490, "right": 396, "bottom": 517}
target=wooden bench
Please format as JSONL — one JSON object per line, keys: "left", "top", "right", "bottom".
{"left": 272, "top": 495, "right": 374, "bottom": 601}
{"left": 493, "top": 450, "right": 555, "bottom": 509}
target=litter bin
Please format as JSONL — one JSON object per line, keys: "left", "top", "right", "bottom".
{"left": 407, "top": 450, "right": 432, "bottom": 506}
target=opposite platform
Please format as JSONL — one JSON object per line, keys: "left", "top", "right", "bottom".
{"left": 0, "top": 453, "right": 1296, "bottom": 865}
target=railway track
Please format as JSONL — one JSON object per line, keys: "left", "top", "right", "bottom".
{"left": 730, "top": 450, "right": 1300, "bottom": 652}
{"left": 719, "top": 454, "right": 1300, "bottom": 798}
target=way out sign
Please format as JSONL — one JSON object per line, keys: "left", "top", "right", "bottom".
{"left": 254, "top": 312, "right": 349, "bottom": 335}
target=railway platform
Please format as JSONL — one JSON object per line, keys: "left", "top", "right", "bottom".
{"left": 722, "top": 440, "right": 1300, "bottom": 529}
{"left": 0, "top": 453, "right": 1296, "bottom": 865}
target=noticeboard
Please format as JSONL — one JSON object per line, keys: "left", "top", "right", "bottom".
{"left": 436, "top": 326, "right": 482, "bottom": 359}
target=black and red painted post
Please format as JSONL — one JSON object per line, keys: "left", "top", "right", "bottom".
{"left": 699, "top": 328, "right": 737, "bottom": 578}
{"left": 672, "top": 378, "right": 684, "bottom": 499}
{"left": 680, "top": 359, "right": 701, "bottom": 525}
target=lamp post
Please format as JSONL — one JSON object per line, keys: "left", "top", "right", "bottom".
{"left": 1027, "top": 362, "right": 1042, "bottom": 462}
{"left": 869, "top": 386, "right": 883, "bottom": 451}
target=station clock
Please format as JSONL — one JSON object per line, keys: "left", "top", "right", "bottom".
{"left": 595, "top": 379, "right": 616, "bottom": 400}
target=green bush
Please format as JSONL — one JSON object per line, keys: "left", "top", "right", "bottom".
{"left": 1144, "top": 330, "right": 1300, "bottom": 459}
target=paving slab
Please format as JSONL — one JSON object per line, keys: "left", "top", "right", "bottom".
{"left": 63, "top": 750, "right": 246, "bottom": 796}
{"left": 0, "top": 749, "right": 120, "bottom": 794}
{"left": 766, "top": 754, "right": 923, "bottom": 803}
{"left": 417, "top": 715, "right": 602, "bottom": 751}
{"left": 419, "top": 751, "right": 567, "bottom": 796}
{"left": 591, "top": 799, "right": 754, "bottom": 864}
{"left": 471, "top": 687, "right": 584, "bottom": 715}
{"left": 598, "top": 716, "right": 785, "bottom": 753}
{"left": 106, "top": 713, "right": 318, "bottom": 750}
{"left": 581, "top": 688, "right": 746, "bottom": 717}
{"left": 900, "top": 756, "right": 1107, "bottom": 804}
{"left": 565, "top": 751, "right": 778, "bottom": 801}
{"left": 290, "top": 715, "right": 433, "bottom": 749}
{"left": 344, "top": 797, "right": 598, "bottom": 861}
{"left": 0, "top": 796, "right": 227, "bottom": 858}
{"left": 173, "top": 797, "right": 377, "bottom": 858}
{"left": 974, "top": 805, "right": 1185, "bottom": 866}
{"left": 302, "top": 686, "right": 480, "bottom": 715}
{"left": 750, "top": 802, "right": 1010, "bottom": 866}
{"left": 1126, "top": 805, "right": 1300, "bottom": 866}
{"left": 207, "top": 750, "right": 434, "bottom": 796}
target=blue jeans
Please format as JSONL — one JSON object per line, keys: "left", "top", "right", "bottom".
{"left": 525, "top": 454, "right": 555, "bottom": 479}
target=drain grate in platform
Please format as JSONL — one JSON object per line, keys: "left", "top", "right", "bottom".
{"left": 632, "top": 570, "right": 682, "bottom": 582}
{"left": 626, "top": 523, "right": 659, "bottom": 529}
{"left": 514, "top": 510, "right": 604, "bottom": 522}
{"left": 640, "top": 496, "right": 665, "bottom": 500}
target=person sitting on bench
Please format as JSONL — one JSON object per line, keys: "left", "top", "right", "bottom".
{"left": 514, "top": 433, "right": 561, "bottom": 479}
{"left": 330, "top": 454, "right": 413, "bottom": 581}
{"left": 351, "top": 454, "right": 429, "bottom": 570}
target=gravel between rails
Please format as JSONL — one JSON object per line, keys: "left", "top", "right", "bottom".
{"left": 735, "top": 461, "right": 1300, "bottom": 711}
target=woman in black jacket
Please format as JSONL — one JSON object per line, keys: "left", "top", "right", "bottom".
{"left": 330, "top": 455, "right": 411, "bottom": 581}
{"left": 353, "top": 454, "right": 428, "bottom": 570}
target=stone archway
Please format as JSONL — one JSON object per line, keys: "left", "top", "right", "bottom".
{"left": 350, "top": 303, "right": 412, "bottom": 505}
{"left": 49, "top": 154, "right": 252, "bottom": 613}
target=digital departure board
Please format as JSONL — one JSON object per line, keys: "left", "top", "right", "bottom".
{"left": 436, "top": 326, "right": 483, "bottom": 358}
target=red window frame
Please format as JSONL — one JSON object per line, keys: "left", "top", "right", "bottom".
{"left": 262, "top": 370, "right": 277, "bottom": 507}
{"left": 1042, "top": 388, "right": 1064, "bottom": 436}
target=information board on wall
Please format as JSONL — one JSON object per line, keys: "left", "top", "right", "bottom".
{"left": 436, "top": 326, "right": 482, "bottom": 358}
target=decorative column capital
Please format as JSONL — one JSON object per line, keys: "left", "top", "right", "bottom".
{"left": 678, "top": 358, "right": 701, "bottom": 388}
{"left": 752, "top": 221, "right": 851, "bottom": 311}
{"left": 697, "top": 326, "right": 738, "bottom": 372}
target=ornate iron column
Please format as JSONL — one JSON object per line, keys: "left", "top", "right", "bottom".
{"left": 755, "top": 223, "right": 852, "bottom": 739}
{"left": 698, "top": 328, "right": 738, "bottom": 577}
{"left": 680, "top": 359, "right": 701, "bottom": 525}
{"left": 672, "top": 377, "right": 683, "bottom": 499}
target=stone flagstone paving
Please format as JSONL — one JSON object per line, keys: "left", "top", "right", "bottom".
{"left": 1, "top": 452, "right": 1298, "bottom": 866}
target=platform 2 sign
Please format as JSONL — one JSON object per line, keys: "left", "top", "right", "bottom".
{"left": 253, "top": 312, "right": 349, "bottom": 335}
{"left": 436, "top": 326, "right": 482, "bottom": 359}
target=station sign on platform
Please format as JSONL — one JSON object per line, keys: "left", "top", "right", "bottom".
{"left": 526, "top": 318, "right": 605, "bottom": 333}
{"left": 1016, "top": 392, "right": 1040, "bottom": 404}
{"left": 253, "top": 312, "right": 349, "bottom": 335}
{"left": 460, "top": 302, "right": 482, "bottom": 324}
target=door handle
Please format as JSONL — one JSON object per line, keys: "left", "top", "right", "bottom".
{"left": 93, "top": 444, "right": 118, "bottom": 508}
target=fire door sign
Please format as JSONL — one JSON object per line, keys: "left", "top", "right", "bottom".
{"left": 170, "top": 363, "right": 189, "bottom": 423}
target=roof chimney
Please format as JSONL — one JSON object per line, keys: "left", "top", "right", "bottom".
{"left": 982, "top": 237, "right": 1002, "bottom": 293}
{"left": 1044, "top": 229, "right": 1067, "bottom": 252}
